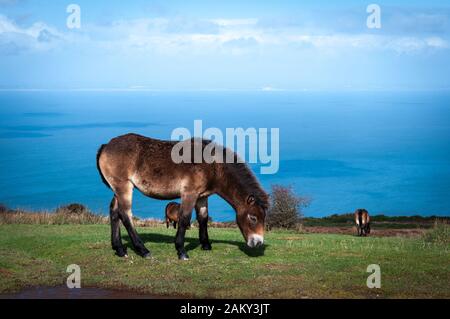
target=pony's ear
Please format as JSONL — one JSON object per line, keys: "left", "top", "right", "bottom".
{"left": 246, "top": 195, "right": 256, "bottom": 206}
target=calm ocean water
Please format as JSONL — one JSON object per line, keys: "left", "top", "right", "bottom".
{"left": 0, "top": 91, "right": 449, "bottom": 221}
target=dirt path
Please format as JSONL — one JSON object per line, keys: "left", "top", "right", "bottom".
{"left": 304, "top": 226, "right": 425, "bottom": 237}
{"left": 0, "top": 286, "right": 176, "bottom": 299}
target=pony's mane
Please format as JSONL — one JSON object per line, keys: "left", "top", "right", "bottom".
{"left": 222, "top": 160, "right": 270, "bottom": 210}
{"left": 197, "top": 139, "right": 269, "bottom": 209}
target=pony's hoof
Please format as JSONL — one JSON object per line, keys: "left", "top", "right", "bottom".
{"left": 115, "top": 248, "right": 128, "bottom": 258}
{"left": 201, "top": 243, "right": 212, "bottom": 251}
{"left": 141, "top": 252, "right": 152, "bottom": 259}
{"left": 178, "top": 253, "right": 189, "bottom": 261}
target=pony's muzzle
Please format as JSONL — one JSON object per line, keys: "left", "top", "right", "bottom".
{"left": 247, "top": 234, "right": 264, "bottom": 248}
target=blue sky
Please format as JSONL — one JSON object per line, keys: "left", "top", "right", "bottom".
{"left": 0, "top": 0, "right": 449, "bottom": 90}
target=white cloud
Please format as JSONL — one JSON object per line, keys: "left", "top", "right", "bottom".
{"left": 1, "top": 13, "right": 449, "bottom": 56}
{"left": 0, "top": 14, "right": 64, "bottom": 54}
{"left": 285, "top": 33, "right": 450, "bottom": 54}
{"left": 426, "top": 36, "right": 449, "bottom": 49}
{"left": 261, "top": 86, "right": 284, "bottom": 92}
{"left": 208, "top": 18, "right": 258, "bottom": 27}
{"left": 81, "top": 17, "right": 450, "bottom": 55}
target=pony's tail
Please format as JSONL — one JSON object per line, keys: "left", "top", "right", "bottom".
{"left": 358, "top": 211, "right": 363, "bottom": 228}
{"left": 96, "top": 144, "right": 111, "bottom": 189}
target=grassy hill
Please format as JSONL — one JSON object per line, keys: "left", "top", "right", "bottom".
{"left": 0, "top": 224, "right": 448, "bottom": 298}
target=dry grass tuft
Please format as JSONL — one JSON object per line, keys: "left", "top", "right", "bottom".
{"left": 0, "top": 203, "right": 170, "bottom": 227}
{"left": 422, "top": 219, "right": 450, "bottom": 245}
{"left": 0, "top": 203, "right": 108, "bottom": 225}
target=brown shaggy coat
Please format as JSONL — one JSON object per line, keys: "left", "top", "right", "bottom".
{"left": 97, "top": 133, "right": 268, "bottom": 260}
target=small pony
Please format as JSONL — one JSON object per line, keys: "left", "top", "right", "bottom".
{"left": 354, "top": 209, "right": 371, "bottom": 236}
{"left": 165, "top": 202, "right": 180, "bottom": 229}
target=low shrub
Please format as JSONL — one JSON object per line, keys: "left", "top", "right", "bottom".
{"left": 266, "top": 185, "right": 310, "bottom": 230}
{"left": 422, "top": 219, "right": 450, "bottom": 245}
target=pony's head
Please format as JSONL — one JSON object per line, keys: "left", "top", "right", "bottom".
{"left": 236, "top": 195, "right": 267, "bottom": 248}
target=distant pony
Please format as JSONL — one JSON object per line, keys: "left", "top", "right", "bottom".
{"left": 355, "top": 209, "right": 371, "bottom": 236}
{"left": 165, "top": 202, "right": 180, "bottom": 229}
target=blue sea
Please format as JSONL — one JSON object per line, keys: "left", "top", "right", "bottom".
{"left": 1, "top": 91, "right": 449, "bottom": 221}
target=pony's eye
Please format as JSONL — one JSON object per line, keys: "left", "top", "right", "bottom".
{"left": 248, "top": 215, "right": 257, "bottom": 224}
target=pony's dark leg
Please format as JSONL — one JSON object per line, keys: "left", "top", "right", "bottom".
{"left": 175, "top": 194, "right": 197, "bottom": 260}
{"left": 173, "top": 221, "right": 177, "bottom": 229}
{"left": 364, "top": 225, "right": 369, "bottom": 236}
{"left": 196, "top": 197, "right": 211, "bottom": 251}
{"left": 110, "top": 196, "right": 127, "bottom": 257}
{"left": 116, "top": 182, "right": 151, "bottom": 258}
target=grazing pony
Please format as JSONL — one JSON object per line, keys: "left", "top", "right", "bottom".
{"left": 97, "top": 134, "right": 269, "bottom": 260}
{"left": 165, "top": 202, "right": 180, "bottom": 229}
{"left": 355, "top": 209, "right": 371, "bottom": 236}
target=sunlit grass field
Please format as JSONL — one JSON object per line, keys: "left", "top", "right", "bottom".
{"left": 0, "top": 224, "right": 448, "bottom": 298}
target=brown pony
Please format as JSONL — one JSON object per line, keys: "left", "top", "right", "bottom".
{"left": 165, "top": 202, "right": 180, "bottom": 229}
{"left": 97, "top": 134, "right": 269, "bottom": 260}
{"left": 355, "top": 209, "right": 371, "bottom": 236}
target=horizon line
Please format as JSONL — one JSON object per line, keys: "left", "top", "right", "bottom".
{"left": 1, "top": 87, "right": 450, "bottom": 93}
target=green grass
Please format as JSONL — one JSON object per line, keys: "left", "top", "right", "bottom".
{"left": 0, "top": 224, "right": 448, "bottom": 298}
